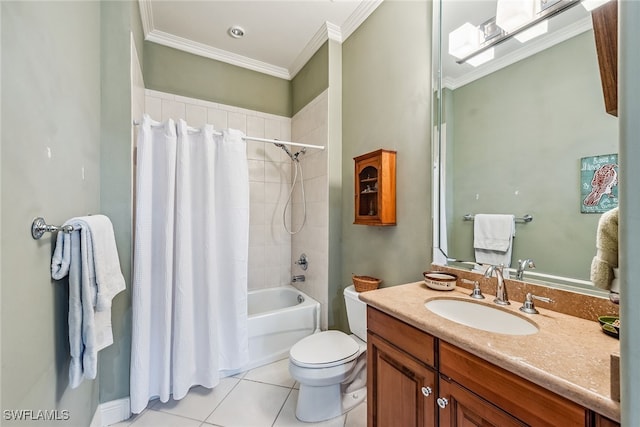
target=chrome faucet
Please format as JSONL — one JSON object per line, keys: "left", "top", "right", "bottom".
{"left": 515, "top": 258, "right": 535, "bottom": 280}
{"left": 484, "top": 264, "right": 510, "bottom": 305}
{"left": 292, "top": 275, "right": 305, "bottom": 283}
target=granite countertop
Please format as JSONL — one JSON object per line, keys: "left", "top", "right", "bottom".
{"left": 359, "top": 281, "right": 621, "bottom": 422}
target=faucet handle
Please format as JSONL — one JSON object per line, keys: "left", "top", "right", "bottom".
{"left": 519, "top": 293, "right": 554, "bottom": 314}
{"left": 464, "top": 280, "right": 484, "bottom": 299}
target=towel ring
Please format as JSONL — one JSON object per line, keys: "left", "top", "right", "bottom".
{"left": 31, "top": 217, "right": 75, "bottom": 240}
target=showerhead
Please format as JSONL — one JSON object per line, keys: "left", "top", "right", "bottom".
{"left": 275, "top": 143, "right": 305, "bottom": 163}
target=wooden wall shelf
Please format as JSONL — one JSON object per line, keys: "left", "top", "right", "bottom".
{"left": 354, "top": 149, "right": 396, "bottom": 226}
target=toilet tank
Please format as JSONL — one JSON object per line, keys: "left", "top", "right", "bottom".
{"left": 344, "top": 285, "right": 367, "bottom": 342}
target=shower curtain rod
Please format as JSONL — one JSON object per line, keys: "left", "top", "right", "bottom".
{"left": 133, "top": 120, "right": 325, "bottom": 151}
{"left": 242, "top": 136, "right": 325, "bottom": 151}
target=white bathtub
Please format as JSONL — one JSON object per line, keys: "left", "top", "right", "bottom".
{"left": 246, "top": 285, "right": 320, "bottom": 371}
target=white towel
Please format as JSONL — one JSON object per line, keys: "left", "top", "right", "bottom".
{"left": 51, "top": 215, "right": 125, "bottom": 388}
{"left": 473, "top": 214, "right": 515, "bottom": 267}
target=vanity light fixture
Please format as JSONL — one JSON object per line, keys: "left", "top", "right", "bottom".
{"left": 514, "top": 20, "right": 549, "bottom": 42}
{"left": 466, "top": 48, "right": 495, "bottom": 67}
{"left": 228, "top": 25, "right": 245, "bottom": 39}
{"left": 496, "top": 0, "right": 536, "bottom": 33}
{"left": 448, "top": 22, "right": 483, "bottom": 59}
{"left": 449, "top": 0, "right": 581, "bottom": 66}
{"left": 580, "top": 0, "right": 612, "bottom": 11}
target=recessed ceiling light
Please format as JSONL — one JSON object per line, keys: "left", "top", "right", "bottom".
{"left": 228, "top": 26, "right": 245, "bottom": 39}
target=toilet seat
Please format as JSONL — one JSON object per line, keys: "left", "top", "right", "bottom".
{"left": 290, "top": 330, "right": 359, "bottom": 368}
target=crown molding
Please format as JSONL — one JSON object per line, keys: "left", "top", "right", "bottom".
{"left": 139, "top": 0, "right": 383, "bottom": 81}
{"left": 287, "top": 0, "right": 382, "bottom": 78}
{"left": 138, "top": 0, "right": 154, "bottom": 37}
{"left": 444, "top": 16, "right": 593, "bottom": 90}
{"left": 288, "top": 22, "right": 338, "bottom": 78}
{"left": 341, "top": 0, "right": 384, "bottom": 42}
{"left": 146, "top": 30, "right": 292, "bottom": 80}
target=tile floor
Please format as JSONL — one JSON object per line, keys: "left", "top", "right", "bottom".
{"left": 112, "top": 358, "right": 366, "bottom": 427}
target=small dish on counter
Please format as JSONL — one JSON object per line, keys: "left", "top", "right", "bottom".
{"left": 598, "top": 316, "right": 620, "bottom": 339}
{"left": 423, "top": 271, "right": 457, "bottom": 291}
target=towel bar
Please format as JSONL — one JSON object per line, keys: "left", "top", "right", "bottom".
{"left": 463, "top": 214, "right": 533, "bottom": 223}
{"left": 31, "top": 217, "right": 75, "bottom": 240}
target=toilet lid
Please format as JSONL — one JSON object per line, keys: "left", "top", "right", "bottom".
{"left": 290, "top": 330, "right": 360, "bottom": 368}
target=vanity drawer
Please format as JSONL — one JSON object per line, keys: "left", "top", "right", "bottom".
{"left": 440, "top": 342, "right": 588, "bottom": 427}
{"left": 367, "top": 306, "right": 436, "bottom": 368}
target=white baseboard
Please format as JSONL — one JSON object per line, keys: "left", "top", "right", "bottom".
{"left": 90, "top": 397, "right": 131, "bottom": 427}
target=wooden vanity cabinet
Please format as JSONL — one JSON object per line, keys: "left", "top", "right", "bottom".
{"left": 439, "top": 342, "right": 588, "bottom": 427}
{"left": 367, "top": 306, "right": 617, "bottom": 427}
{"left": 367, "top": 307, "right": 437, "bottom": 426}
{"left": 354, "top": 149, "right": 396, "bottom": 226}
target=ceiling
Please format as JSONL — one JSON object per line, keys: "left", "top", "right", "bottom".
{"left": 139, "top": 0, "right": 383, "bottom": 80}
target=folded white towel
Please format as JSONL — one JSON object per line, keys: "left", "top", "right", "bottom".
{"left": 473, "top": 214, "right": 515, "bottom": 267}
{"left": 51, "top": 215, "right": 125, "bottom": 388}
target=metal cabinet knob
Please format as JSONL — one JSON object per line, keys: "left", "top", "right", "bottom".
{"left": 437, "top": 397, "right": 449, "bottom": 409}
{"left": 421, "top": 386, "right": 432, "bottom": 397}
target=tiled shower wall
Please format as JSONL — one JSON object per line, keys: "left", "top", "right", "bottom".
{"left": 143, "top": 89, "right": 294, "bottom": 291}
{"left": 291, "top": 90, "right": 330, "bottom": 330}
{"left": 143, "top": 89, "right": 331, "bottom": 328}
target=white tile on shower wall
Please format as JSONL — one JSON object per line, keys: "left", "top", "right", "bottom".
{"left": 247, "top": 116, "right": 265, "bottom": 138}
{"left": 249, "top": 181, "right": 265, "bottom": 204}
{"left": 247, "top": 140, "right": 266, "bottom": 161}
{"left": 265, "top": 161, "right": 289, "bottom": 184}
{"left": 266, "top": 205, "right": 290, "bottom": 243}
{"left": 264, "top": 244, "right": 281, "bottom": 266}
{"left": 161, "top": 99, "right": 186, "bottom": 121}
{"left": 185, "top": 104, "right": 207, "bottom": 127}
{"left": 247, "top": 159, "right": 265, "bottom": 182}
{"left": 248, "top": 245, "right": 266, "bottom": 274}
{"left": 280, "top": 121, "right": 291, "bottom": 142}
{"left": 228, "top": 112, "right": 247, "bottom": 134}
{"left": 265, "top": 182, "right": 286, "bottom": 206}
{"left": 303, "top": 152, "right": 328, "bottom": 181}
{"left": 264, "top": 118, "right": 281, "bottom": 140}
{"left": 248, "top": 265, "right": 266, "bottom": 290}
{"left": 145, "top": 96, "right": 162, "bottom": 121}
{"left": 304, "top": 176, "right": 328, "bottom": 203}
{"left": 249, "top": 224, "right": 266, "bottom": 248}
{"left": 306, "top": 201, "right": 328, "bottom": 228}
{"left": 207, "top": 108, "right": 228, "bottom": 130}
{"left": 249, "top": 202, "right": 265, "bottom": 226}
{"left": 265, "top": 140, "right": 286, "bottom": 163}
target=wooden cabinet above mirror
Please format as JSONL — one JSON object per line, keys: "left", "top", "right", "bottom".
{"left": 592, "top": 0, "right": 618, "bottom": 117}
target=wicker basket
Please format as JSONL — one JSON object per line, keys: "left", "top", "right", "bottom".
{"left": 352, "top": 275, "right": 382, "bottom": 292}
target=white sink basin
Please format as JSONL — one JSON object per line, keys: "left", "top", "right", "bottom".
{"left": 425, "top": 298, "right": 539, "bottom": 335}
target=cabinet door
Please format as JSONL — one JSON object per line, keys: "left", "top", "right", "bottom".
{"left": 438, "top": 375, "right": 526, "bottom": 427}
{"left": 368, "top": 333, "right": 437, "bottom": 427}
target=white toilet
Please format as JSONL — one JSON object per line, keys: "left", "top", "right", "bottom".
{"left": 288, "top": 285, "right": 367, "bottom": 422}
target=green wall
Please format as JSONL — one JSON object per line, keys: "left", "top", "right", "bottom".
{"left": 327, "top": 39, "right": 344, "bottom": 330}
{"left": 447, "top": 31, "right": 618, "bottom": 280}
{"left": 143, "top": 42, "right": 292, "bottom": 117}
{"left": 1, "top": 2, "right": 102, "bottom": 424}
{"left": 341, "top": 1, "right": 433, "bottom": 307}
{"left": 99, "top": 0, "right": 137, "bottom": 404}
{"left": 292, "top": 42, "right": 329, "bottom": 115}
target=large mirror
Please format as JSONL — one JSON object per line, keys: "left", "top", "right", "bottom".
{"left": 433, "top": 0, "right": 618, "bottom": 294}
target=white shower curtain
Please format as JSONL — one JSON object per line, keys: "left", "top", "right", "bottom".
{"left": 130, "top": 114, "right": 249, "bottom": 414}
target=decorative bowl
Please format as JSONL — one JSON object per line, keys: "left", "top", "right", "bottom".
{"left": 598, "top": 315, "right": 620, "bottom": 339}
{"left": 423, "top": 271, "right": 457, "bottom": 291}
